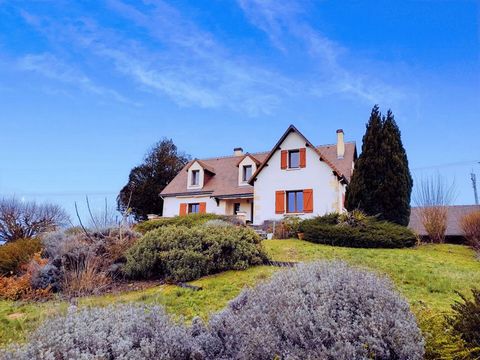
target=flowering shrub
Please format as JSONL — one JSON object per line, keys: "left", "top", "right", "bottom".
{"left": 3, "top": 304, "right": 200, "bottom": 360}
{"left": 196, "top": 261, "right": 425, "bottom": 359}
{"left": 125, "top": 225, "right": 267, "bottom": 281}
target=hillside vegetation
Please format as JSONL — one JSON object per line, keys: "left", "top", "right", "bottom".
{"left": 1, "top": 240, "right": 480, "bottom": 347}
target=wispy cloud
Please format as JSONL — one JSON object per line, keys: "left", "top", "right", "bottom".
{"left": 237, "top": 0, "right": 407, "bottom": 105}
{"left": 17, "top": 53, "right": 135, "bottom": 105}
{"left": 17, "top": 1, "right": 293, "bottom": 115}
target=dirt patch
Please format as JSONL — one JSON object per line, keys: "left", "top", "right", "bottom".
{"left": 6, "top": 313, "right": 25, "bottom": 320}
{"left": 102, "top": 279, "right": 164, "bottom": 295}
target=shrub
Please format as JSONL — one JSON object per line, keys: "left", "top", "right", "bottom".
{"left": 134, "top": 213, "right": 226, "bottom": 234}
{"left": 3, "top": 304, "right": 200, "bottom": 359}
{"left": 62, "top": 254, "right": 111, "bottom": 297}
{"left": 447, "top": 288, "right": 480, "bottom": 357}
{"left": 202, "top": 219, "right": 233, "bottom": 228}
{"left": 416, "top": 306, "right": 475, "bottom": 360}
{"left": 0, "top": 238, "right": 42, "bottom": 275}
{"left": 125, "top": 225, "right": 267, "bottom": 281}
{"left": 461, "top": 210, "right": 480, "bottom": 251}
{"left": 194, "top": 261, "right": 424, "bottom": 359}
{"left": 300, "top": 212, "right": 417, "bottom": 248}
{"left": 0, "top": 254, "right": 52, "bottom": 301}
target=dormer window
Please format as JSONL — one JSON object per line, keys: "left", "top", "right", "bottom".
{"left": 242, "top": 165, "right": 252, "bottom": 182}
{"left": 288, "top": 150, "right": 300, "bottom": 168}
{"left": 191, "top": 170, "right": 200, "bottom": 186}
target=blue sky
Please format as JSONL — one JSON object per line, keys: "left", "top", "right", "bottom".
{"left": 0, "top": 0, "right": 479, "bottom": 221}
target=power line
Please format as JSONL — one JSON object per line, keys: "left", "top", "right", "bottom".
{"left": 412, "top": 160, "right": 480, "bottom": 171}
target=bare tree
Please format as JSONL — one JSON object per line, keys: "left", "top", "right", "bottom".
{"left": 0, "top": 197, "right": 70, "bottom": 242}
{"left": 413, "top": 174, "right": 456, "bottom": 243}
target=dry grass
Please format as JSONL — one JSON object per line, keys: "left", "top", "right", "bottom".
{"left": 62, "top": 255, "right": 111, "bottom": 297}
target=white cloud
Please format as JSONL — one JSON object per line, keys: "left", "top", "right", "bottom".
{"left": 17, "top": 53, "right": 135, "bottom": 105}
{"left": 237, "top": 0, "right": 407, "bottom": 105}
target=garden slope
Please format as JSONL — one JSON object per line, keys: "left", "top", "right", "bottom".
{"left": 1, "top": 241, "right": 480, "bottom": 347}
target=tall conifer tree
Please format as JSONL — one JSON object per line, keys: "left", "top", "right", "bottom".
{"left": 378, "top": 110, "right": 413, "bottom": 225}
{"left": 345, "top": 106, "right": 412, "bottom": 225}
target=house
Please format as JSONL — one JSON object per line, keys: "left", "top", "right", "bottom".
{"left": 409, "top": 205, "right": 480, "bottom": 243}
{"left": 160, "top": 125, "right": 357, "bottom": 225}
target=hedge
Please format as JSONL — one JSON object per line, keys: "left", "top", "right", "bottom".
{"left": 300, "top": 213, "right": 417, "bottom": 248}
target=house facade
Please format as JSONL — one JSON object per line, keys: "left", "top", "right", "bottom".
{"left": 161, "top": 125, "right": 356, "bottom": 225}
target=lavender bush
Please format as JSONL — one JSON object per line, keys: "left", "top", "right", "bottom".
{"left": 3, "top": 262, "right": 425, "bottom": 360}
{"left": 196, "top": 261, "right": 425, "bottom": 360}
{"left": 3, "top": 304, "right": 199, "bottom": 360}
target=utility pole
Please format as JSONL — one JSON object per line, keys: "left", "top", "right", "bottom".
{"left": 472, "top": 172, "right": 479, "bottom": 205}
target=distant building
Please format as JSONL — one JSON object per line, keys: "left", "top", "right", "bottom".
{"left": 409, "top": 205, "right": 480, "bottom": 242}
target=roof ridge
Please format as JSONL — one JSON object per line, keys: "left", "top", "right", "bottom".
{"left": 191, "top": 141, "right": 356, "bottom": 162}
{"left": 198, "top": 150, "right": 269, "bottom": 161}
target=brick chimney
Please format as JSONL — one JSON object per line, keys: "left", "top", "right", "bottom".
{"left": 336, "top": 129, "right": 345, "bottom": 159}
{"left": 234, "top": 147, "right": 244, "bottom": 156}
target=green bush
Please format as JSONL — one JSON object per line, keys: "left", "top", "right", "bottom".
{"left": 447, "top": 288, "right": 480, "bottom": 357}
{"left": 124, "top": 225, "right": 268, "bottom": 281}
{"left": 300, "top": 212, "right": 417, "bottom": 248}
{"left": 0, "top": 238, "right": 42, "bottom": 275}
{"left": 135, "top": 213, "right": 227, "bottom": 234}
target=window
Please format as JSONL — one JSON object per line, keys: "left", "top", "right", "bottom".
{"left": 188, "top": 203, "right": 200, "bottom": 213}
{"left": 287, "top": 191, "right": 304, "bottom": 213}
{"left": 234, "top": 203, "right": 241, "bottom": 214}
{"left": 242, "top": 165, "right": 252, "bottom": 182}
{"left": 288, "top": 150, "right": 300, "bottom": 168}
{"left": 191, "top": 170, "right": 200, "bottom": 186}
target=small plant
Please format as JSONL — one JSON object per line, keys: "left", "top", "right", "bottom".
{"left": 0, "top": 238, "right": 42, "bottom": 276}
{"left": 125, "top": 225, "right": 267, "bottom": 282}
{"left": 447, "top": 288, "right": 480, "bottom": 357}
{"left": 461, "top": 210, "right": 480, "bottom": 251}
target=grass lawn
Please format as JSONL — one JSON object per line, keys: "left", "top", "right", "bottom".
{"left": 1, "top": 240, "right": 479, "bottom": 347}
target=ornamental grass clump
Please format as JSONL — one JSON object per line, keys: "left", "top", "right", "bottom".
{"left": 2, "top": 304, "right": 199, "bottom": 360}
{"left": 195, "top": 261, "right": 425, "bottom": 360}
{"left": 124, "top": 225, "right": 267, "bottom": 282}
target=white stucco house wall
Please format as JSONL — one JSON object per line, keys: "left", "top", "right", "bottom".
{"left": 160, "top": 125, "right": 356, "bottom": 225}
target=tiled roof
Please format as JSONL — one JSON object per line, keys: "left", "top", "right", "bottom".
{"left": 161, "top": 142, "right": 356, "bottom": 198}
{"left": 409, "top": 205, "right": 480, "bottom": 236}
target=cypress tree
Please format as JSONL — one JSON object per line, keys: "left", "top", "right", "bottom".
{"left": 345, "top": 106, "right": 412, "bottom": 226}
{"left": 378, "top": 110, "right": 413, "bottom": 225}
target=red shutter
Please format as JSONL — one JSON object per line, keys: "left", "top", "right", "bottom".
{"left": 299, "top": 148, "right": 306, "bottom": 168}
{"left": 199, "top": 202, "right": 207, "bottom": 214}
{"left": 304, "top": 189, "right": 313, "bottom": 213}
{"left": 275, "top": 191, "right": 285, "bottom": 214}
{"left": 280, "top": 150, "right": 288, "bottom": 169}
{"left": 179, "top": 203, "right": 187, "bottom": 216}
